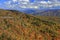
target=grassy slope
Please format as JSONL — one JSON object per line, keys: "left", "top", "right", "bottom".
{"left": 0, "top": 9, "right": 60, "bottom": 40}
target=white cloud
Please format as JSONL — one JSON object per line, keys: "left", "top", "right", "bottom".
{"left": 19, "top": 5, "right": 39, "bottom": 9}
{"left": 12, "top": 0, "right": 30, "bottom": 2}
{"left": 40, "top": 1, "right": 52, "bottom": 4}
{"left": 34, "top": 6, "right": 39, "bottom": 9}
{"left": 4, "top": 0, "right": 39, "bottom": 9}
{"left": 20, "top": 5, "right": 27, "bottom": 8}
{"left": 20, "top": 1, "right": 28, "bottom": 4}
{"left": 3, "top": 0, "right": 60, "bottom": 9}
{"left": 12, "top": 0, "right": 17, "bottom": 2}
{"left": 28, "top": 6, "right": 39, "bottom": 9}
{"left": 23, "top": 0, "right": 29, "bottom": 2}
{"left": 48, "top": 1, "right": 52, "bottom": 4}
{"left": 5, "top": 1, "right": 11, "bottom": 5}
{"left": 40, "top": 1, "right": 48, "bottom": 4}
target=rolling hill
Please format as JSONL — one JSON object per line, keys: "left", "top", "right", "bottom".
{"left": 0, "top": 9, "right": 60, "bottom": 40}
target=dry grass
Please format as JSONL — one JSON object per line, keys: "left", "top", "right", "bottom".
{"left": 0, "top": 9, "right": 60, "bottom": 40}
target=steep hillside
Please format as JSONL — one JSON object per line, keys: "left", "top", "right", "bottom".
{"left": 0, "top": 9, "right": 60, "bottom": 40}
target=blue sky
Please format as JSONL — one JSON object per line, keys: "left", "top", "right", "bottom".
{"left": 0, "top": 0, "right": 60, "bottom": 10}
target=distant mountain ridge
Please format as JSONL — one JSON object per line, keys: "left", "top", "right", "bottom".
{"left": 32, "top": 9, "right": 60, "bottom": 17}
{"left": 0, "top": 9, "right": 60, "bottom": 17}
{"left": 17, "top": 9, "right": 60, "bottom": 17}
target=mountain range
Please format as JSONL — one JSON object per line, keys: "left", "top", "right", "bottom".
{"left": 19, "top": 9, "right": 60, "bottom": 17}
{"left": 32, "top": 9, "right": 60, "bottom": 17}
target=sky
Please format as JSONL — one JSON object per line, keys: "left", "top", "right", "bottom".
{"left": 0, "top": 0, "right": 60, "bottom": 10}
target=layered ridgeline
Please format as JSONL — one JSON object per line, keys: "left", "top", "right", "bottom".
{"left": 24, "top": 9, "right": 60, "bottom": 17}
{"left": 0, "top": 9, "right": 60, "bottom": 40}
{"left": 32, "top": 9, "right": 60, "bottom": 16}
